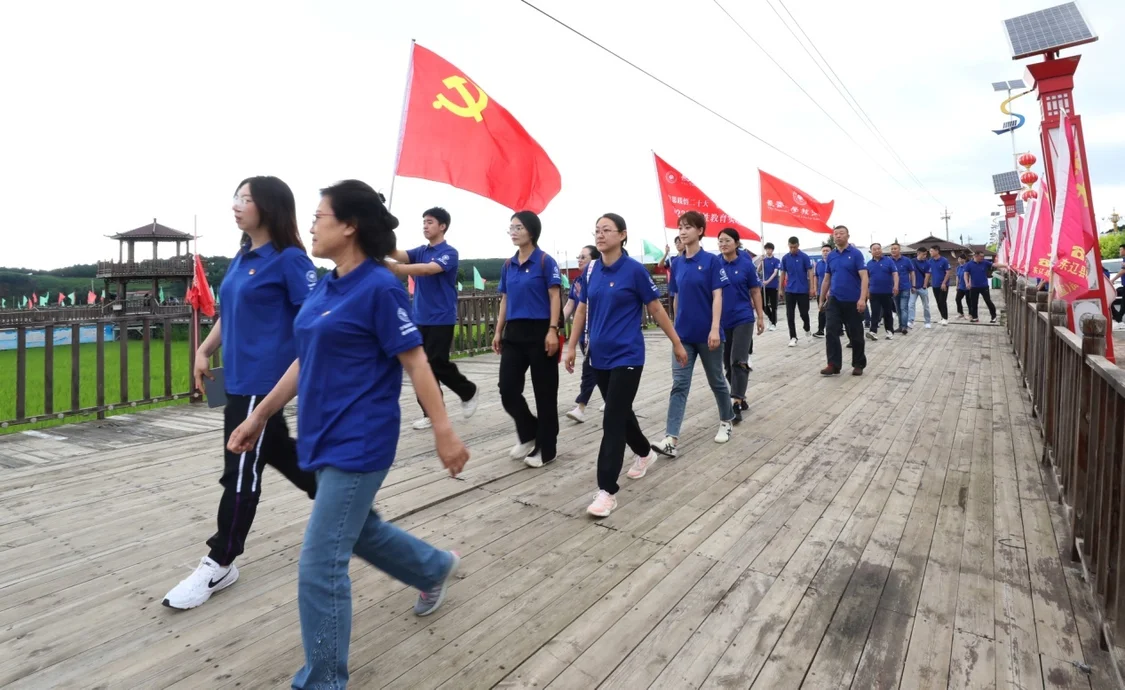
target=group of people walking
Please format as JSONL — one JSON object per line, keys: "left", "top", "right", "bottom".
{"left": 160, "top": 177, "right": 1004, "bottom": 687}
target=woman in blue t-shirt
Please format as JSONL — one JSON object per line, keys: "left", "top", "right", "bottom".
{"left": 651, "top": 211, "right": 736, "bottom": 459}
{"left": 492, "top": 211, "right": 563, "bottom": 468}
{"left": 562, "top": 244, "right": 601, "bottom": 423}
{"left": 228, "top": 180, "right": 469, "bottom": 688}
{"left": 717, "top": 228, "right": 766, "bottom": 425}
{"left": 163, "top": 176, "right": 319, "bottom": 611}
{"left": 564, "top": 213, "right": 686, "bottom": 518}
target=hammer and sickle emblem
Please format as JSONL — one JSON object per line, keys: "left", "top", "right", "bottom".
{"left": 433, "top": 76, "right": 488, "bottom": 122}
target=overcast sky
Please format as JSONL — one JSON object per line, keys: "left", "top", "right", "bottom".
{"left": 2, "top": 0, "right": 1122, "bottom": 271}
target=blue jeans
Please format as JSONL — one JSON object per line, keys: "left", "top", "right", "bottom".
{"left": 665, "top": 342, "right": 733, "bottom": 438}
{"left": 293, "top": 467, "right": 453, "bottom": 689}
{"left": 909, "top": 288, "right": 931, "bottom": 324}
{"left": 895, "top": 292, "right": 910, "bottom": 331}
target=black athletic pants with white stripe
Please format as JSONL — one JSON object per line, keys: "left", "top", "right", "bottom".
{"left": 206, "top": 393, "right": 317, "bottom": 567}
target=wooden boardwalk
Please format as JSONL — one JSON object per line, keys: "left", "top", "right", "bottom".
{"left": 1, "top": 301, "right": 1118, "bottom": 688}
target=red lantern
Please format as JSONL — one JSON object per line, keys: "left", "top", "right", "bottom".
{"left": 1022, "top": 189, "right": 1038, "bottom": 201}
{"left": 1020, "top": 171, "right": 1038, "bottom": 186}
{"left": 1018, "top": 152, "right": 1037, "bottom": 169}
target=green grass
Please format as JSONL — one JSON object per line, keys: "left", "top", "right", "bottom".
{"left": 0, "top": 338, "right": 194, "bottom": 434}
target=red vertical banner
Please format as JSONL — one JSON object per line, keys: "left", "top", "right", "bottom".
{"left": 654, "top": 153, "right": 759, "bottom": 240}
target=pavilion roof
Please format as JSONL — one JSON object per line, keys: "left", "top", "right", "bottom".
{"left": 110, "top": 219, "right": 192, "bottom": 241}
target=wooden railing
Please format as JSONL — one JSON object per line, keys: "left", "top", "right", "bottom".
{"left": 1005, "top": 274, "right": 1125, "bottom": 656}
{"left": 0, "top": 302, "right": 192, "bottom": 327}
{"left": 96, "top": 258, "right": 194, "bottom": 278}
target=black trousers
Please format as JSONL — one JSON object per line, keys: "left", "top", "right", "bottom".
{"left": 868, "top": 293, "right": 895, "bottom": 333}
{"left": 594, "top": 366, "right": 648, "bottom": 495}
{"left": 418, "top": 325, "right": 477, "bottom": 417}
{"left": 207, "top": 393, "right": 317, "bottom": 566}
{"left": 785, "top": 293, "right": 811, "bottom": 338}
{"left": 968, "top": 287, "right": 996, "bottom": 320}
{"left": 1113, "top": 287, "right": 1125, "bottom": 323}
{"left": 825, "top": 297, "right": 867, "bottom": 370}
{"left": 499, "top": 320, "right": 559, "bottom": 460}
{"left": 817, "top": 308, "right": 826, "bottom": 334}
{"left": 576, "top": 341, "right": 597, "bottom": 405}
{"left": 932, "top": 286, "right": 949, "bottom": 320}
{"left": 955, "top": 289, "right": 967, "bottom": 315}
{"left": 763, "top": 288, "right": 779, "bottom": 325}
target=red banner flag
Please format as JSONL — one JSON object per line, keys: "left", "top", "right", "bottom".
{"left": 407, "top": 275, "right": 415, "bottom": 296}
{"left": 1027, "top": 188, "right": 1053, "bottom": 282}
{"left": 758, "top": 170, "right": 834, "bottom": 234}
{"left": 185, "top": 254, "right": 216, "bottom": 317}
{"left": 87, "top": 290, "right": 96, "bottom": 304}
{"left": 395, "top": 43, "right": 561, "bottom": 214}
{"left": 654, "top": 154, "right": 759, "bottom": 240}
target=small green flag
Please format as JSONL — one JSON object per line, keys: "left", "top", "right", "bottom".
{"left": 159, "top": 287, "right": 165, "bottom": 302}
{"left": 1, "top": 298, "right": 6, "bottom": 308}
{"left": 67, "top": 291, "right": 75, "bottom": 304}
{"left": 101, "top": 289, "right": 105, "bottom": 298}
{"left": 642, "top": 239, "right": 663, "bottom": 264}
{"left": 20, "top": 296, "right": 27, "bottom": 308}
{"left": 472, "top": 266, "right": 485, "bottom": 291}
{"left": 39, "top": 294, "right": 48, "bottom": 306}
{"left": 561, "top": 272, "right": 570, "bottom": 289}
{"left": 457, "top": 281, "right": 463, "bottom": 292}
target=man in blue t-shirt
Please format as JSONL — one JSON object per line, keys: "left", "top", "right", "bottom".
{"left": 812, "top": 244, "right": 832, "bottom": 338}
{"left": 865, "top": 243, "right": 899, "bottom": 341}
{"left": 818, "top": 225, "right": 869, "bottom": 376}
{"left": 780, "top": 236, "right": 815, "bottom": 345}
{"left": 389, "top": 207, "right": 479, "bottom": 429}
{"left": 965, "top": 250, "right": 1002, "bottom": 323}
{"left": 954, "top": 254, "right": 969, "bottom": 319}
{"left": 889, "top": 243, "right": 914, "bottom": 334}
{"left": 760, "top": 243, "right": 781, "bottom": 330}
{"left": 910, "top": 247, "right": 932, "bottom": 328}
{"left": 927, "top": 245, "right": 952, "bottom": 325}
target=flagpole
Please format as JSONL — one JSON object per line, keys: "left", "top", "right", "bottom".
{"left": 192, "top": 214, "right": 201, "bottom": 400}
{"left": 651, "top": 151, "right": 669, "bottom": 246}
{"left": 388, "top": 39, "right": 417, "bottom": 212}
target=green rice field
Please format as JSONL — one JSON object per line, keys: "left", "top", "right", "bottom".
{"left": 0, "top": 339, "right": 194, "bottom": 434}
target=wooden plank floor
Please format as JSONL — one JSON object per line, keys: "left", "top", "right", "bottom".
{"left": 0, "top": 298, "right": 1115, "bottom": 688}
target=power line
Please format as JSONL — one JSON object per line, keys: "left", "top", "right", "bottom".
{"left": 516, "top": 0, "right": 882, "bottom": 208}
{"left": 709, "top": 0, "right": 915, "bottom": 196}
{"left": 768, "top": 0, "right": 945, "bottom": 207}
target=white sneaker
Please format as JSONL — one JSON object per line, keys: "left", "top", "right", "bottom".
{"left": 163, "top": 557, "right": 239, "bottom": 610}
{"left": 566, "top": 405, "right": 587, "bottom": 423}
{"left": 788, "top": 338, "right": 798, "bottom": 347}
{"left": 714, "top": 421, "right": 733, "bottom": 444}
{"left": 865, "top": 331, "right": 878, "bottom": 341}
{"left": 924, "top": 323, "right": 932, "bottom": 329}
{"left": 412, "top": 417, "right": 432, "bottom": 431}
{"left": 524, "top": 451, "right": 551, "bottom": 468}
{"left": 747, "top": 356, "right": 753, "bottom": 371}
{"left": 651, "top": 436, "right": 678, "bottom": 458}
{"left": 509, "top": 439, "right": 536, "bottom": 460}
{"left": 940, "top": 319, "right": 948, "bottom": 326}
{"left": 626, "top": 452, "right": 657, "bottom": 479}
{"left": 587, "top": 490, "right": 617, "bottom": 518}
{"left": 461, "top": 389, "right": 480, "bottom": 419}
{"left": 1114, "top": 322, "right": 1125, "bottom": 332}
{"left": 599, "top": 403, "right": 606, "bottom": 412}
{"left": 768, "top": 324, "right": 776, "bottom": 332}
{"left": 885, "top": 333, "right": 894, "bottom": 341}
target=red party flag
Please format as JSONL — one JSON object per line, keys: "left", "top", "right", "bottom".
{"left": 395, "top": 43, "right": 561, "bottom": 214}
{"left": 57, "top": 292, "right": 64, "bottom": 305}
{"left": 87, "top": 290, "right": 96, "bottom": 304}
{"left": 654, "top": 154, "right": 759, "bottom": 240}
{"left": 758, "top": 170, "right": 834, "bottom": 234}
{"left": 185, "top": 254, "right": 216, "bottom": 317}
{"left": 407, "top": 275, "right": 415, "bottom": 295}
{"left": 1027, "top": 186, "right": 1054, "bottom": 282}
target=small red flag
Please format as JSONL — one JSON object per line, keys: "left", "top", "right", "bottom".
{"left": 185, "top": 254, "right": 216, "bottom": 317}
{"left": 758, "top": 170, "right": 834, "bottom": 234}
{"left": 87, "top": 290, "right": 96, "bottom": 304}
{"left": 654, "top": 154, "right": 759, "bottom": 240}
{"left": 407, "top": 275, "right": 415, "bottom": 295}
{"left": 57, "top": 292, "right": 64, "bottom": 305}
{"left": 395, "top": 44, "right": 561, "bottom": 214}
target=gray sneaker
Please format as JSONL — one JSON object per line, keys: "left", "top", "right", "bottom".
{"left": 414, "top": 551, "right": 460, "bottom": 617}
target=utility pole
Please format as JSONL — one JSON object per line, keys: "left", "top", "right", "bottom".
{"left": 941, "top": 208, "right": 951, "bottom": 240}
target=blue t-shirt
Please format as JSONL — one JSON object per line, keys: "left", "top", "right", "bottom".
{"left": 720, "top": 252, "right": 761, "bottom": 330}
{"left": 815, "top": 258, "right": 829, "bottom": 293}
{"left": 670, "top": 249, "right": 729, "bottom": 343}
{"left": 580, "top": 256, "right": 660, "bottom": 369}
{"left": 405, "top": 240, "right": 459, "bottom": 326}
{"left": 498, "top": 248, "right": 562, "bottom": 320}
{"left": 929, "top": 256, "right": 952, "bottom": 286}
{"left": 964, "top": 260, "right": 993, "bottom": 289}
{"left": 866, "top": 256, "right": 897, "bottom": 295}
{"left": 955, "top": 264, "right": 968, "bottom": 290}
{"left": 912, "top": 258, "right": 930, "bottom": 289}
{"left": 568, "top": 267, "right": 590, "bottom": 346}
{"left": 890, "top": 256, "right": 913, "bottom": 294}
{"left": 761, "top": 256, "right": 782, "bottom": 288}
{"left": 218, "top": 243, "right": 318, "bottom": 396}
{"left": 825, "top": 244, "right": 868, "bottom": 302}
{"left": 781, "top": 251, "right": 813, "bottom": 294}
{"left": 293, "top": 260, "right": 422, "bottom": 473}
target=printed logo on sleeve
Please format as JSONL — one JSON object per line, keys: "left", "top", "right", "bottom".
{"left": 438, "top": 254, "right": 450, "bottom": 265}
{"left": 396, "top": 307, "right": 418, "bottom": 336}
{"left": 306, "top": 270, "right": 318, "bottom": 289}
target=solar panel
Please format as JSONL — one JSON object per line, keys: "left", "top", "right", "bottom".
{"left": 1003, "top": 2, "right": 1097, "bottom": 59}
{"left": 1007, "top": 79, "right": 1026, "bottom": 90}
{"left": 993, "top": 171, "right": 1022, "bottom": 194}
{"left": 1016, "top": 200, "right": 1025, "bottom": 215}
{"left": 992, "top": 81, "right": 1010, "bottom": 91}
